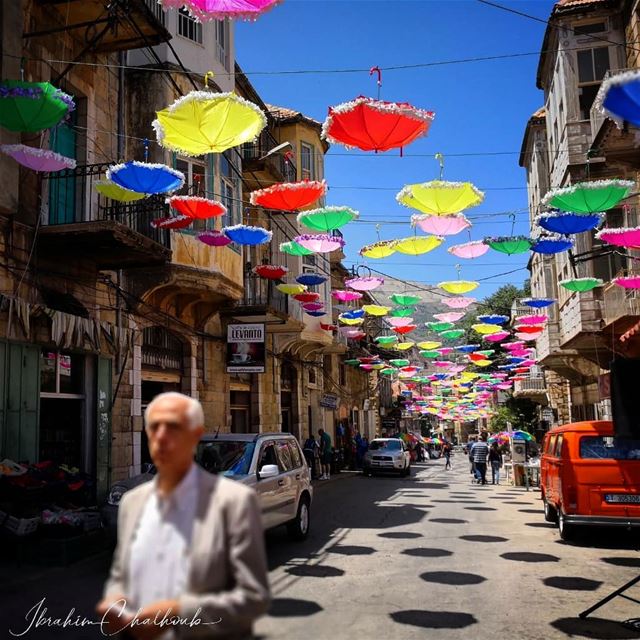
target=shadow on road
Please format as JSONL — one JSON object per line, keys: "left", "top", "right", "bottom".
{"left": 550, "top": 617, "right": 640, "bottom": 639}
{"left": 390, "top": 609, "right": 478, "bottom": 629}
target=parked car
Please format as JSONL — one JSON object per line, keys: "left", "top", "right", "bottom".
{"left": 362, "top": 438, "right": 411, "bottom": 476}
{"left": 103, "top": 433, "right": 313, "bottom": 540}
{"left": 540, "top": 420, "right": 640, "bottom": 540}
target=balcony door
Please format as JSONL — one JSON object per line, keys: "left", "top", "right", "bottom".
{"left": 48, "top": 110, "right": 78, "bottom": 225}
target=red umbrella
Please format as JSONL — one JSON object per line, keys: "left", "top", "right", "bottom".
{"left": 320, "top": 323, "right": 337, "bottom": 331}
{"left": 322, "top": 96, "right": 434, "bottom": 153}
{"left": 293, "top": 292, "right": 321, "bottom": 303}
{"left": 252, "top": 265, "right": 288, "bottom": 280}
{"left": 514, "top": 325, "right": 544, "bottom": 334}
{"left": 250, "top": 180, "right": 327, "bottom": 211}
{"left": 393, "top": 325, "right": 417, "bottom": 335}
{"left": 151, "top": 214, "right": 192, "bottom": 230}
{"left": 167, "top": 196, "right": 226, "bottom": 219}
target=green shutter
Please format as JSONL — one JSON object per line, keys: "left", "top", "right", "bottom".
{"left": 96, "top": 356, "right": 112, "bottom": 503}
{"left": 48, "top": 113, "right": 77, "bottom": 224}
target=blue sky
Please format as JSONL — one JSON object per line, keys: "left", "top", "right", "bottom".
{"left": 236, "top": 0, "right": 556, "bottom": 299}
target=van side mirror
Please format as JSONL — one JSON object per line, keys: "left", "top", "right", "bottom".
{"left": 258, "top": 464, "right": 279, "bottom": 479}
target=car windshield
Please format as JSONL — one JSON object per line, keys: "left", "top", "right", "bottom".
{"left": 196, "top": 441, "right": 256, "bottom": 476}
{"left": 579, "top": 436, "right": 640, "bottom": 460}
{"left": 370, "top": 440, "right": 401, "bottom": 451}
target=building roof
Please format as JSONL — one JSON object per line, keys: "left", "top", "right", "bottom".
{"left": 266, "top": 104, "right": 323, "bottom": 130}
{"left": 554, "top": 0, "right": 608, "bottom": 10}
{"left": 519, "top": 107, "right": 547, "bottom": 168}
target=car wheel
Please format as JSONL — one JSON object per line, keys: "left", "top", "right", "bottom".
{"left": 405, "top": 464, "right": 411, "bottom": 477}
{"left": 543, "top": 497, "right": 558, "bottom": 524}
{"left": 287, "top": 495, "right": 310, "bottom": 541}
{"left": 557, "top": 507, "right": 575, "bottom": 541}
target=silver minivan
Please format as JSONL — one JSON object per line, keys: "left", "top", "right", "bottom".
{"left": 196, "top": 433, "right": 313, "bottom": 540}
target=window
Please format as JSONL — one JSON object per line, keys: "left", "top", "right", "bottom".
{"left": 577, "top": 47, "right": 610, "bottom": 119}
{"left": 579, "top": 436, "right": 640, "bottom": 460}
{"left": 40, "top": 350, "right": 84, "bottom": 396}
{"left": 275, "top": 440, "right": 294, "bottom": 471}
{"left": 308, "top": 366, "right": 316, "bottom": 385}
{"left": 178, "top": 7, "right": 202, "bottom": 44}
{"left": 220, "top": 152, "right": 241, "bottom": 226}
{"left": 302, "top": 253, "right": 317, "bottom": 268}
{"left": 216, "top": 20, "right": 229, "bottom": 69}
{"left": 574, "top": 22, "right": 606, "bottom": 36}
{"left": 288, "top": 440, "right": 303, "bottom": 468}
{"left": 593, "top": 208, "right": 627, "bottom": 281}
{"left": 547, "top": 434, "right": 557, "bottom": 456}
{"left": 339, "top": 363, "right": 346, "bottom": 387}
{"left": 300, "top": 142, "right": 315, "bottom": 180}
{"left": 196, "top": 440, "right": 256, "bottom": 476}
{"left": 554, "top": 434, "right": 564, "bottom": 458}
{"left": 258, "top": 443, "right": 280, "bottom": 470}
{"left": 175, "top": 157, "right": 209, "bottom": 231}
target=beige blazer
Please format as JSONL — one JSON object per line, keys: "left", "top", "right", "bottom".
{"left": 104, "top": 465, "right": 271, "bottom": 639}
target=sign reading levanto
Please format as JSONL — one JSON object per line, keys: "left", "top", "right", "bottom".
{"left": 226, "top": 323, "right": 266, "bottom": 374}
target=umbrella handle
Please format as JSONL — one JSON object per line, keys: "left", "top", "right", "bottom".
{"left": 369, "top": 66, "right": 382, "bottom": 99}
{"left": 435, "top": 152, "right": 445, "bottom": 180}
{"left": 204, "top": 71, "right": 215, "bottom": 89}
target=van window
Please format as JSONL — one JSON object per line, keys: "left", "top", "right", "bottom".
{"left": 275, "top": 440, "right": 294, "bottom": 471}
{"left": 547, "top": 434, "right": 557, "bottom": 457}
{"left": 288, "top": 440, "right": 303, "bottom": 468}
{"left": 197, "top": 440, "right": 255, "bottom": 477}
{"left": 554, "top": 434, "right": 564, "bottom": 458}
{"left": 579, "top": 437, "right": 640, "bottom": 460}
{"left": 258, "top": 443, "right": 280, "bottom": 471}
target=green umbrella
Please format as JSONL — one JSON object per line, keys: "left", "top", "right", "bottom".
{"left": 389, "top": 359, "right": 410, "bottom": 366}
{"left": 559, "top": 277, "right": 603, "bottom": 293}
{"left": 543, "top": 180, "right": 634, "bottom": 213}
{"left": 297, "top": 206, "right": 358, "bottom": 232}
{"left": 420, "top": 350, "right": 440, "bottom": 358}
{"left": 440, "top": 329, "right": 465, "bottom": 340}
{"left": 485, "top": 236, "right": 533, "bottom": 256}
{"left": 280, "top": 240, "right": 314, "bottom": 256}
{"left": 375, "top": 335, "right": 399, "bottom": 345}
{"left": 391, "top": 293, "right": 421, "bottom": 305}
{"left": 390, "top": 306, "right": 416, "bottom": 317}
{"left": 427, "top": 321, "right": 455, "bottom": 332}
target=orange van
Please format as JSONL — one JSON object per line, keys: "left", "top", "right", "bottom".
{"left": 540, "top": 420, "right": 640, "bottom": 540}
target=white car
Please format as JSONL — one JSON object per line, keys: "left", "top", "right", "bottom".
{"left": 363, "top": 438, "right": 411, "bottom": 476}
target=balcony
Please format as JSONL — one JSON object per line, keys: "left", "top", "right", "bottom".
{"left": 241, "top": 132, "right": 297, "bottom": 190}
{"left": 39, "top": 163, "right": 171, "bottom": 269}
{"left": 602, "top": 276, "right": 640, "bottom": 336}
{"left": 33, "top": 0, "right": 171, "bottom": 54}
{"left": 550, "top": 120, "right": 594, "bottom": 188}
{"left": 513, "top": 376, "right": 549, "bottom": 405}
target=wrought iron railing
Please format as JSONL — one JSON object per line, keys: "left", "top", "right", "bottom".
{"left": 144, "top": 0, "right": 166, "bottom": 25}
{"left": 241, "top": 131, "right": 297, "bottom": 182}
{"left": 241, "top": 272, "right": 289, "bottom": 314}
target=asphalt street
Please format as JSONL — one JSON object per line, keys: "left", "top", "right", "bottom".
{"left": 1, "top": 458, "right": 640, "bottom": 639}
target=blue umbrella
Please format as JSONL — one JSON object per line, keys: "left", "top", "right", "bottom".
{"left": 223, "top": 224, "right": 272, "bottom": 246}
{"left": 454, "top": 344, "right": 480, "bottom": 353}
{"left": 508, "top": 357, "right": 526, "bottom": 363}
{"left": 107, "top": 161, "right": 184, "bottom": 194}
{"left": 537, "top": 211, "right": 604, "bottom": 235}
{"left": 521, "top": 297, "right": 556, "bottom": 309}
{"left": 296, "top": 272, "right": 327, "bottom": 286}
{"left": 531, "top": 236, "right": 574, "bottom": 255}
{"left": 477, "top": 314, "right": 509, "bottom": 325}
{"left": 342, "top": 309, "right": 365, "bottom": 319}
{"left": 305, "top": 310, "right": 326, "bottom": 317}
{"left": 600, "top": 70, "right": 640, "bottom": 127}
{"left": 497, "top": 364, "right": 516, "bottom": 370}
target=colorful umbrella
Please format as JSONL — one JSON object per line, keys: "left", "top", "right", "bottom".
{"left": 531, "top": 235, "right": 574, "bottom": 254}
{"left": 0, "top": 144, "right": 76, "bottom": 172}
{"left": 394, "top": 235, "right": 444, "bottom": 256}
{"left": 302, "top": 302, "right": 324, "bottom": 312}
{"left": 152, "top": 215, "right": 193, "bottom": 230}
{"left": 375, "top": 335, "right": 399, "bottom": 345}
{"left": 167, "top": 195, "right": 226, "bottom": 219}
{"left": 345, "top": 276, "right": 384, "bottom": 291}
{"left": 393, "top": 325, "right": 417, "bottom": 335}
{"left": 472, "top": 323, "right": 503, "bottom": 335}
{"left": 595, "top": 226, "right": 640, "bottom": 248}
{"left": 485, "top": 236, "right": 533, "bottom": 255}
{"left": 438, "top": 280, "right": 479, "bottom": 295}
{"left": 0, "top": 80, "right": 74, "bottom": 132}
{"left": 390, "top": 293, "right": 421, "bottom": 306}
{"left": 296, "top": 272, "right": 327, "bottom": 286}
{"left": 387, "top": 317, "right": 414, "bottom": 327}
{"left": 427, "top": 321, "right": 455, "bottom": 332}
{"left": 442, "top": 296, "right": 476, "bottom": 309}
{"left": 595, "top": 69, "right": 640, "bottom": 127}
{"left": 224, "top": 224, "right": 272, "bottom": 245}
{"left": 280, "top": 240, "right": 314, "bottom": 256}
{"left": 612, "top": 276, "right": 640, "bottom": 289}
{"left": 253, "top": 264, "right": 288, "bottom": 280}
{"left": 517, "top": 314, "right": 548, "bottom": 325}
{"left": 277, "top": 283, "right": 307, "bottom": 295}
{"left": 389, "top": 359, "right": 410, "bottom": 367}
{"left": 417, "top": 341, "right": 442, "bottom": 349}
{"left": 520, "top": 297, "right": 556, "bottom": 309}
{"left": 295, "top": 233, "right": 345, "bottom": 253}
{"left": 359, "top": 240, "right": 398, "bottom": 259}
{"left": 306, "top": 310, "right": 327, "bottom": 317}
{"left": 162, "top": 0, "right": 281, "bottom": 21}
{"left": 341, "top": 309, "right": 365, "bottom": 319}
{"left": 559, "top": 277, "right": 603, "bottom": 293}
{"left": 448, "top": 240, "right": 489, "bottom": 259}
{"left": 543, "top": 180, "right": 635, "bottom": 213}
{"left": 433, "top": 312, "right": 464, "bottom": 322}
{"left": 331, "top": 290, "right": 363, "bottom": 302}
{"left": 322, "top": 96, "right": 434, "bottom": 152}
{"left": 339, "top": 316, "right": 364, "bottom": 326}
{"left": 484, "top": 330, "right": 510, "bottom": 343}
{"left": 298, "top": 206, "right": 358, "bottom": 232}
{"left": 514, "top": 325, "right": 544, "bottom": 335}
{"left": 293, "top": 292, "right": 321, "bottom": 303}
{"left": 440, "top": 329, "right": 465, "bottom": 340}
{"left": 153, "top": 91, "right": 266, "bottom": 155}
{"left": 320, "top": 323, "right": 337, "bottom": 331}
{"left": 395, "top": 341, "right": 415, "bottom": 351}
{"left": 390, "top": 306, "right": 416, "bottom": 317}
{"left": 537, "top": 211, "right": 604, "bottom": 235}
{"left": 363, "top": 304, "right": 390, "bottom": 316}
{"left": 477, "top": 314, "right": 508, "bottom": 325}
{"left": 95, "top": 180, "right": 146, "bottom": 202}
{"left": 412, "top": 213, "right": 471, "bottom": 236}
{"left": 107, "top": 162, "right": 185, "bottom": 195}
{"left": 197, "top": 229, "right": 231, "bottom": 245}
{"left": 250, "top": 179, "right": 326, "bottom": 211}
{"left": 397, "top": 180, "right": 484, "bottom": 215}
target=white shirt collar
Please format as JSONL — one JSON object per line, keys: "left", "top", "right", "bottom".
{"left": 152, "top": 463, "right": 199, "bottom": 513}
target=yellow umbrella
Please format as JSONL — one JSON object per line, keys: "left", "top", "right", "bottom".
{"left": 95, "top": 179, "right": 145, "bottom": 202}
{"left": 472, "top": 323, "right": 502, "bottom": 335}
{"left": 153, "top": 87, "right": 267, "bottom": 156}
{"left": 439, "top": 280, "right": 479, "bottom": 294}
{"left": 363, "top": 304, "right": 390, "bottom": 316}
{"left": 395, "top": 341, "right": 415, "bottom": 351}
{"left": 417, "top": 341, "right": 442, "bottom": 349}
{"left": 474, "top": 359, "right": 493, "bottom": 367}
{"left": 394, "top": 235, "right": 444, "bottom": 256}
{"left": 277, "top": 283, "right": 307, "bottom": 295}
{"left": 339, "top": 317, "right": 364, "bottom": 326}
{"left": 359, "top": 240, "right": 398, "bottom": 259}
{"left": 396, "top": 180, "right": 485, "bottom": 216}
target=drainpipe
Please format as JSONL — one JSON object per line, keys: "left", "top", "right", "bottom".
{"left": 116, "top": 51, "right": 126, "bottom": 375}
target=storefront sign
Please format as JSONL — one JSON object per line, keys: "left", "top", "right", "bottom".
{"left": 226, "top": 323, "right": 265, "bottom": 373}
{"left": 320, "top": 393, "right": 339, "bottom": 410}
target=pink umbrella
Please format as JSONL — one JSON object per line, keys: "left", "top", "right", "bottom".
{"left": 302, "top": 302, "right": 324, "bottom": 312}
{"left": 345, "top": 276, "right": 384, "bottom": 291}
{"left": 436, "top": 347, "right": 454, "bottom": 355}
{"left": 411, "top": 213, "right": 471, "bottom": 236}
{"left": 197, "top": 230, "right": 232, "bottom": 246}
{"left": 1, "top": 144, "right": 76, "bottom": 172}
{"left": 441, "top": 296, "right": 476, "bottom": 309}
{"left": 161, "top": 0, "right": 281, "bottom": 21}
{"left": 613, "top": 276, "right": 640, "bottom": 289}
{"left": 484, "top": 330, "right": 510, "bottom": 343}
{"left": 515, "top": 332, "right": 539, "bottom": 341}
{"left": 503, "top": 341, "right": 525, "bottom": 350}
{"left": 517, "top": 313, "right": 548, "bottom": 325}
{"left": 433, "top": 360, "right": 452, "bottom": 368}
{"left": 595, "top": 226, "right": 640, "bottom": 248}
{"left": 447, "top": 240, "right": 489, "bottom": 259}
{"left": 331, "top": 290, "right": 363, "bottom": 302}
{"left": 433, "top": 312, "right": 464, "bottom": 323}
{"left": 387, "top": 317, "right": 414, "bottom": 327}
{"left": 295, "top": 233, "right": 345, "bottom": 253}
{"left": 449, "top": 365, "right": 467, "bottom": 374}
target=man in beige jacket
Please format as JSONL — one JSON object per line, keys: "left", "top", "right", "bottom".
{"left": 96, "top": 392, "right": 270, "bottom": 639}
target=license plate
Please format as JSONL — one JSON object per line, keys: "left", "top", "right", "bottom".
{"left": 605, "top": 494, "right": 640, "bottom": 504}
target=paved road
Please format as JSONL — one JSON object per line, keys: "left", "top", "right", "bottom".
{"left": 1, "top": 459, "right": 639, "bottom": 639}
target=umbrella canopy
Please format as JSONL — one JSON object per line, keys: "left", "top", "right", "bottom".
{"left": 306, "top": 310, "right": 326, "bottom": 317}
{"left": 322, "top": 96, "right": 434, "bottom": 152}
{"left": 537, "top": 211, "right": 604, "bottom": 235}
{"left": 363, "top": 304, "right": 390, "bottom": 316}
{"left": 596, "top": 69, "right": 640, "bottom": 127}
{"left": 397, "top": 180, "right": 485, "bottom": 215}
{"left": 95, "top": 180, "right": 146, "bottom": 202}
{"left": 391, "top": 293, "right": 421, "bottom": 306}
{"left": 395, "top": 341, "right": 415, "bottom": 351}
{"left": 387, "top": 317, "right": 414, "bottom": 327}
{"left": 331, "top": 290, "right": 363, "bottom": 302}
{"left": 390, "top": 306, "right": 416, "bottom": 317}
{"left": 302, "top": 302, "right": 324, "bottom": 312}
{"left": 252, "top": 264, "right": 288, "bottom": 280}
{"left": 412, "top": 213, "right": 471, "bottom": 235}
{"left": 153, "top": 91, "right": 266, "bottom": 155}
{"left": 559, "top": 277, "right": 603, "bottom": 293}
{"left": 107, "top": 161, "right": 185, "bottom": 195}
{"left": 394, "top": 235, "right": 444, "bottom": 256}
{"left": 162, "top": 0, "right": 281, "bottom": 21}
{"left": 151, "top": 215, "right": 193, "bottom": 230}
{"left": 375, "top": 335, "right": 399, "bottom": 345}
{"left": 280, "top": 240, "right": 314, "bottom": 256}
{"left": 345, "top": 276, "right": 384, "bottom": 291}
{"left": 298, "top": 206, "right": 358, "bottom": 232}
{"left": 359, "top": 240, "right": 398, "bottom": 259}
{"left": 426, "top": 321, "right": 455, "bottom": 332}
{"left": 295, "top": 272, "right": 327, "bottom": 286}
{"left": 613, "top": 276, "right": 640, "bottom": 289}
{"left": 531, "top": 235, "right": 574, "bottom": 255}
{"left": 433, "top": 312, "right": 464, "bottom": 323}
{"left": 438, "top": 280, "right": 479, "bottom": 295}
{"left": 517, "top": 314, "right": 548, "bottom": 325}
{"left": 167, "top": 196, "right": 226, "bottom": 219}
{"left": 0, "top": 144, "right": 75, "bottom": 172}
{"left": 477, "top": 314, "right": 509, "bottom": 325}
{"left": 484, "top": 330, "right": 510, "bottom": 343}
{"left": 520, "top": 297, "right": 556, "bottom": 309}
{"left": 596, "top": 226, "right": 640, "bottom": 248}
{"left": 442, "top": 296, "right": 476, "bottom": 309}
{"left": 224, "top": 224, "right": 272, "bottom": 245}
{"left": 448, "top": 240, "right": 489, "bottom": 259}
{"left": 196, "top": 229, "right": 231, "bottom": 245}
{"left": 295, "top": 233, "right": 345, "bottom": 253}
{"left": 249, "top": 179, "right": 326, "bottom": 211}
{"left": 440, "top": 329, "right": 465, "bottom": 340}
{"left": 393, "top": 325, "right": 417, "bottom": 335}
{"left": 543, "top": 180, "right": 635, "bottom": 213}
{"left": 0, "top": 80, "right": 74, "bottom": 132}
{"left": 472, "top": 323, "right": 503, "bottom": 335}
{"left": 293, "top": 292, "right": 321, "bottom": 303}
{"left": 417, "top": 341, "right": 442, "bottom": 349}
{"left": 485, "top": 236, "right": 533, "bottom": 255}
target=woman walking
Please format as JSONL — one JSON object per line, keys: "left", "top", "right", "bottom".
{"left": 489, "top": 442, "right": 503, "bottom": 485}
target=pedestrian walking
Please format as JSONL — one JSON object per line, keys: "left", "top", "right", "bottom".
{"left": 489, "top": 442, "right": 503, "bottom": 485}
{"left": 471, "top": 433, "right": 490, "bottom": 485}
{"left": 303, "top": 432, "right": 319, "bottom": 479}
{"left": 318, "top": 428, "right": 333, "bottom": 480}
{"left": 97, "top": 392, "right": 270, "bottom": 638}
{"left": 444, "top": 442, "right": 452, "bottom": 470}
